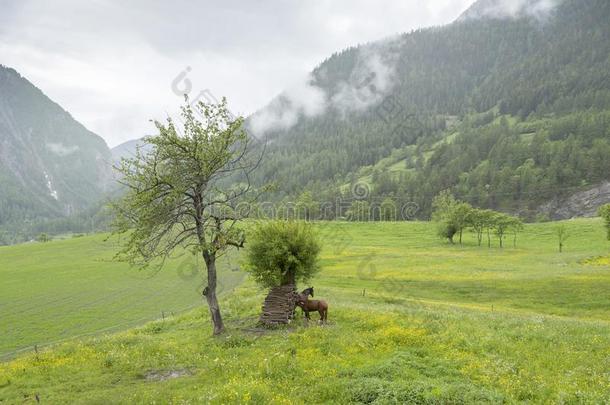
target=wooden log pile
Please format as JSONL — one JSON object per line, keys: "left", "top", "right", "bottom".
{"left": 259, "top": 284, "right": 297, "bottom": 326}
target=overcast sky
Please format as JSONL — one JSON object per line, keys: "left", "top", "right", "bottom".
{"left": 0, "top": 0, "right": 474, "bottom": 147}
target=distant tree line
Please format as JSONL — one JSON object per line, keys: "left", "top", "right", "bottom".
{"left": 432, "top": 190, "right": 523, "bottom": 248}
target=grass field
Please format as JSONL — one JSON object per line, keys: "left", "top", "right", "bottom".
{"left": 0, "top": 235, "right": 244, "bottom": 360}
{"left": 1, "top": 218, "right": 609, "bottom": 403}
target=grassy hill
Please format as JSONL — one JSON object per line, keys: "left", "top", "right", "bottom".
{"left": 0, "top": 234, "right": 245, "bottom": 360}
{"left": 1, "top": 219, "right": 609, "bottom": 403}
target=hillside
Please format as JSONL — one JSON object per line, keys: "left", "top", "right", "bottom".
{"left": 247, "top": 0, "right": 610, "bottom": 219}
{"left": 0, "top": 66, "right": 113, "bottom": 242}
{"left": 0, "top": 233, "right": 244, "bottom": 359}
{"left": 110, "top": 138, "right": 152, "bottom": 164}
{"left": 1, "top": 219, "right": 609, "bottom": 402}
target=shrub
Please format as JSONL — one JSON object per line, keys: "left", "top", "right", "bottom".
{"left": 431, "top": 191, "right": 472, "bottom": 244}
{"left": 36, "top": 233, "right": 51, "bottom": 243}
{"left": 244, "top": 221, "right": 321, "bottom": 288}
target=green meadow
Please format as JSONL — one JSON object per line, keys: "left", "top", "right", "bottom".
{"left": 1, "top": 218, "right": 609, "bottom": 403}
{"left": 0, "top": 235, "right": 244, "bottom": 360}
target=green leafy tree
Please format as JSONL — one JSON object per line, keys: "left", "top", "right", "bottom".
{"left": 431, "top": 191, "right": 472, "bottom": 244}
{"left": 453, "top": 203, "right": 473, "bottom": 245}
{"left": 510, "top": 218, "right": 524, "bottom": 248}
{"left": 468, "top": 208, "right": 495, "bottom": 247}
{"left": 111, "top": 97, "right": 261, "bottom": 335}
{"left": 556, "top": 224, "right": 569, "bottom": 253}
{"left": 493, "top": 213, "right": 521, "bottom": 248}
{"left": 245, "top": 221, "right": 321, "bottom": 287}
{"left": 483, "top": 210, "right": 498, "bottom": 248}
{"left": 296, "top": 191, "right": 320, "bottom": 221}
{"left": 599, "top": 204, "right": 610, "bottom": 241}
{"left": 432, "top": 190, "right": 459, "bottom": 243}
{"left": 36, "top": 233, "right": 50, "bottom": 243}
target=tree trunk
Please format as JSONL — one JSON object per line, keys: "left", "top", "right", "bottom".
{"left": 202, "top": 253, "right": 225, "bottom": 335}
{"left": 459, "top": 229, "right": 463, "bottom": 245}
{"left": 281, "top": 269, "right": 296, "bottom": 286}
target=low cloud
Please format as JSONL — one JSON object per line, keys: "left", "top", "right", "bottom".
{"left": 248, "top": 42, "right": 399, "bottom": 137}
{"left": 248, "top": 73, "right": 326, "bottom": 137}
{"left": 330, "top": 45, "right": 398, "bottom": 114}
{"left": 46, "top": 142, "right": 79, "bottom": 156}
{"left": 460, "top": 0, "right": 558, "bottom": 21}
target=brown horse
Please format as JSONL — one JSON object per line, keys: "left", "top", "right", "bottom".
{"left": 295, "top": 287, "right": 328, "bottom": 323}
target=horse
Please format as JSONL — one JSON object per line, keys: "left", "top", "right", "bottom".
{"left": 301, "top": 286, "right": 314, "bottom": 298}
{"left": 294, "top": 287, "right": 328, "bottom": 323}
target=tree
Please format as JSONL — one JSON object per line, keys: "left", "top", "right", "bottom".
{"left": 599, "top": 204, "right": 610, "bottom": 241}
{"left": 36, "top": 233, "right": 50, "bottom": 243}
{"left": 510, "top": 218, "right": 524, "bottom": 248}
{"left": 111, "top": 97, "right": 262, "bottom": 335}
{"left": 431, "top": 191, "right": 472, "bottom": 244}
{"left": 296, "top": 191, "right": 320, "bottom": 221}
{"left": 245, "top": 221, "right": 321, "bottom": 288}
{"left": 468, "top": 208, "right": 494, "bottom": 247}
{"left": 432, "top": 190, "right": 459, "bottom": 243}
{"left": 493, "top": 213, "right": 519, "bottom": 248}
{"left": 453, "top": 203, "right": 473, "bottom": 245}
{"left": 556, "top": 224, "right": 569, "bottom": 253}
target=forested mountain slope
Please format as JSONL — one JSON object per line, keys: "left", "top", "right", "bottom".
{"left": 0, "top": 66, "right": 112, "bottom": 242}
{"left": 247, "top": 0, "right": 610, "bottom": 219}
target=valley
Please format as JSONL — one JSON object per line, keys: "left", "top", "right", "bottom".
{"left": 1, "top": 219, "right": 609, "bottom": 402}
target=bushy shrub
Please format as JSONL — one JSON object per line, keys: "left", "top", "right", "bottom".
{"left": 244, "top": 221, "right": 321, "bottom": 288}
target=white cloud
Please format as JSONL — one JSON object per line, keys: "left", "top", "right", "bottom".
{"left": 250, "top": 39, "right": 403, "bottom": 136}
{"left": 249, "top": 73, "right": 327, "bottom": 136}
{"left": 46, "top": 143, "right": 80, "bottom": 156}
{"left": 331, "top": 44, "right": 398, "bottom": 114}
{"left": 0, "top": 0, "right": 474, "bottom": 147}
{"left": 460, "top": 0, "right": 558, "bottom": 21}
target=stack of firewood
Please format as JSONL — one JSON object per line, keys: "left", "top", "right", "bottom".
{"left": 259, "top": 284, "right": 297, "bottom": 326}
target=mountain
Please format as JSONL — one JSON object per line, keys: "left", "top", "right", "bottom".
{"left": 110, "top": 138, "right": 152, "bottom": 164}
{"left": 246, "top": 0, "right": 610, "bottom": 219}
{"left": 0, "top": 65, "right": 113, "bottom": 241}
